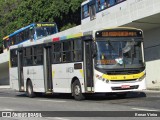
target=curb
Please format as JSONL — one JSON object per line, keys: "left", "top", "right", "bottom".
{"left": 144, "top": 90, "right": 160, "bottom": 93}
{"left": 0, "top": 85, "right": 10, "bottom": 89}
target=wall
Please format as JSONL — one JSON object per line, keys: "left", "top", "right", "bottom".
{"left": 144, "top": 27, "right": 160, "bottom": 90}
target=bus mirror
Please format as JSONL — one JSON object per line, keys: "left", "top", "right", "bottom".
{"left": 92, "top": 42, "right": 97, "bottom": 58}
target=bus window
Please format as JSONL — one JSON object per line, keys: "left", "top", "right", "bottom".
{"left": 82, "top": 4, "right": 89, "bottom": 19}
{"left": 89, "top": 3, "right": 96, "bottom": 20}
{"left": 96, "top": 0, "right": 107, "bottom": 11}
{"left": 73, "top": 40, "right": 82, "bottom": 62}
{"left": 33, "top": 45, "right": 43, "bottom": 65}
{"left": 23, "top": 47, "right": 33, "bottom": 66}
{"left": 109, "top": 0, "right": 116, "bottom": 7}
{"left": 62, "top": 41, "right": 72, "bottom": 62}
{"left": 53, "top": 43, "right": 62, "bottom": 63}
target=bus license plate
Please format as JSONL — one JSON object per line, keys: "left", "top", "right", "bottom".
{"left": 121, "top": 85, "right": 130, "bottom": 88}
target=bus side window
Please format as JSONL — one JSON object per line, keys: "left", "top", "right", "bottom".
{"left": 89, "top": 3, "right": 96, "bottom": 20}
{"left": 24, "top": 47, "right": 33, "bottom": 66}
{"left": 109, "top": 0, "right": 116, "bottom": 7}
{"left": 53, "top": 43, "right": 62, "bottom": 63}
{"left": 82, "top": 4, "right": 89, "bottom": 19}
{"left": 33, "top": 45, "right": 43, "bottom": 65}
{"left": 62, "top": 41, "right": 72, "bottom": 62}
{"left": 73, "top": 39, "right": 82, "bottom": 62}
{"left": 29, "top": 28, "right": 34, "bottom": 41}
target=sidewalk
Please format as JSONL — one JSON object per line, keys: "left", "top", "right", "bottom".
{"left": 144, "top": 89, "right": 160, "bottom": 93}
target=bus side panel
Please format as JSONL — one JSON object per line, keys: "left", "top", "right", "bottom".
{"left": 33, "top": 66, "right": 45, "bottom": 92}
{"left": 52, "top": 62, "right": 85, "bottom": 93}
{"left": 23, "top": 66, "right": 45, "bottom": 92}
{"left": 10, "top": 67, "right": 19, "bottom": 90}
{"left": 52, "top": 64, "right": 70, "bottom": 93}
{"left": 68, "top": 62, "right": 85, "bottom": 93}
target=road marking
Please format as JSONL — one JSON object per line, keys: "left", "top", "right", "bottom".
{"left": 132, "top": 108, "right": 160, "bottom": 111}
{"left": 3, "top": 108, "right": 14, "bottom": 111}
{"left": 38, "top": 99, "right": 66, "bottom": 103}
{"left": 54, "top": 117, "right": 70, "bottom": 120}
{"left": 0, "top": 97, "right": 16, "bottom": 99}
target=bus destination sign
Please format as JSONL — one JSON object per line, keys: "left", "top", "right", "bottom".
{"left": 36, "top": 23, "right": 55, "bottom": 27}
{"left": 96, "top": 31, "right": 142, "bottom": 37}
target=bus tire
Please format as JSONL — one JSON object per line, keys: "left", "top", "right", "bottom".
{"left": 72, "top": 80, "right": 85, "bottom": 101}
{"left": 26, "top": 80, "right": 35, "bottom": 98}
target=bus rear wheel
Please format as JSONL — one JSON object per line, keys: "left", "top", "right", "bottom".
{"left": 26, "top": 80, "right": 35, "bottom": 98}
{"left": 72, "top": 80, "right": 85, "bottom": 101}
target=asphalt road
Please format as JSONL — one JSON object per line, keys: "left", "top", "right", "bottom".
{"left": 0, "top": 88, "right": 160, "bottom": 120}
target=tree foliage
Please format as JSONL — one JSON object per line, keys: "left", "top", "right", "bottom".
{"left": 0, "top": 0, "right": 85, "bottom": 46}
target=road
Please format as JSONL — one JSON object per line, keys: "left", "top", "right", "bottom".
{"left": 0, "top": 88, "right": 160, "bottom": 120}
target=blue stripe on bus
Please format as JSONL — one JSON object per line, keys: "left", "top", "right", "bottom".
{"left": 9, "top": 23, "right": 35, "bottom": 37}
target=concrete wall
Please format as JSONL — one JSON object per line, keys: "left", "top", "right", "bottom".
{"left": 0, "top": 62, "right": 9, "bottom": 85}
{"left": 144, "top": 27, "right": 160, "bottom": 90}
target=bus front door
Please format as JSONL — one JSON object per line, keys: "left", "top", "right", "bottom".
{"left": 17, "top": 49, "right": 24, "bottom": 92}
{"left": 44, "top": 45, "right": 53, "bottom": 93}
{"left": 84, "top": 40, "right": 94, "bottom": 92}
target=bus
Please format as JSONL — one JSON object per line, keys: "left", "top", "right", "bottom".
{"left": 9, "top": 27, "right": 146, "bottom": 100}
{"left": 3, "top": 22, "right": 58, "bottom": 52}
{"left": 81, "top": 0, "right": 126, "bottom": 24}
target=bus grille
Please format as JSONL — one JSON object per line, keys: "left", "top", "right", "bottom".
{"left": 107, "top": 70, "right": 141, "bottom": 75}
{"left": 111, "top": 85, "right": 139, "bottom": 90}
{"left": 110, "top": 79, "right": 137, "bottom": 83}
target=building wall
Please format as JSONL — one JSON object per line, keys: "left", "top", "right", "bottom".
{"left": 144, "top": 27, "right": 160, "bottom": 90}
{"left": 0, "top": 62, "right": 9, "bottom": 85}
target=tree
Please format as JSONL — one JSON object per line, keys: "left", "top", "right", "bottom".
{"left": 0, "top": 0, "right": 85, "bottom": 47}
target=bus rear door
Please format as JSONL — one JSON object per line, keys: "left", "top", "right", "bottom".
{"left": 17, "top": 48, "right": 24, "bottom": 92}
{"left": 43, "top": 44, "right": 53, "bottom": 93}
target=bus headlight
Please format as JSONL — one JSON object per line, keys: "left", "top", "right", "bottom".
{"left": 138, "top": 73, "right": 146, "bottom": 81}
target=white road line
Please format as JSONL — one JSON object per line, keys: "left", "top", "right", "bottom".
{"left": 38, "top": 99, "right": 66, "bottom": 103}
{"left": 3, "top": 108, "right": 14, "bottom": 111}
{"left": 132, "top": 108, "right": 160, "bottom": 111}
{"left": 0, "top": 97, "right": 16, "bottom": 99}
{"left": 54, "top": 117, "right": 70, "bottom": 120}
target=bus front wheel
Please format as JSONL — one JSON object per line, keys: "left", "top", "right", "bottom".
{"left": 72, "top": 80, "right": 85, "bottom": 101}
{"left": 26, "top": 80, "right": 35, "bottom": 98}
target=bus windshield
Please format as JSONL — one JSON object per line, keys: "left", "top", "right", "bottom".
{"left": 95, "top": 39, "right": 144, "bottom": 69}
{"left": 36, "top": 26, "right": 57, "bottom": 39}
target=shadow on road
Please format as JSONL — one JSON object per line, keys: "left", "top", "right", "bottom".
{"left": 15, "top": 91, "right": 146, "bottom": 101}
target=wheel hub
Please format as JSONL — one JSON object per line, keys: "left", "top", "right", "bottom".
{"left": 74, "top": 85, "right": 80, "bottom": 96}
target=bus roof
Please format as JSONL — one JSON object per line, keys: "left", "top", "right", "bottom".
{"left": 3, "top": 22, "right": 57, "bottom": 40}
{"left": 3, "top": 36, "right": 9, "bottom": 40}
{"left": 3, "top": 23, "right": 35, "bottom": 40}
{"left": 9, "top": 23, "right": 35, "bottom": 38}
{"left": 81, "top": 0, "right": 90, "bottom": 6}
